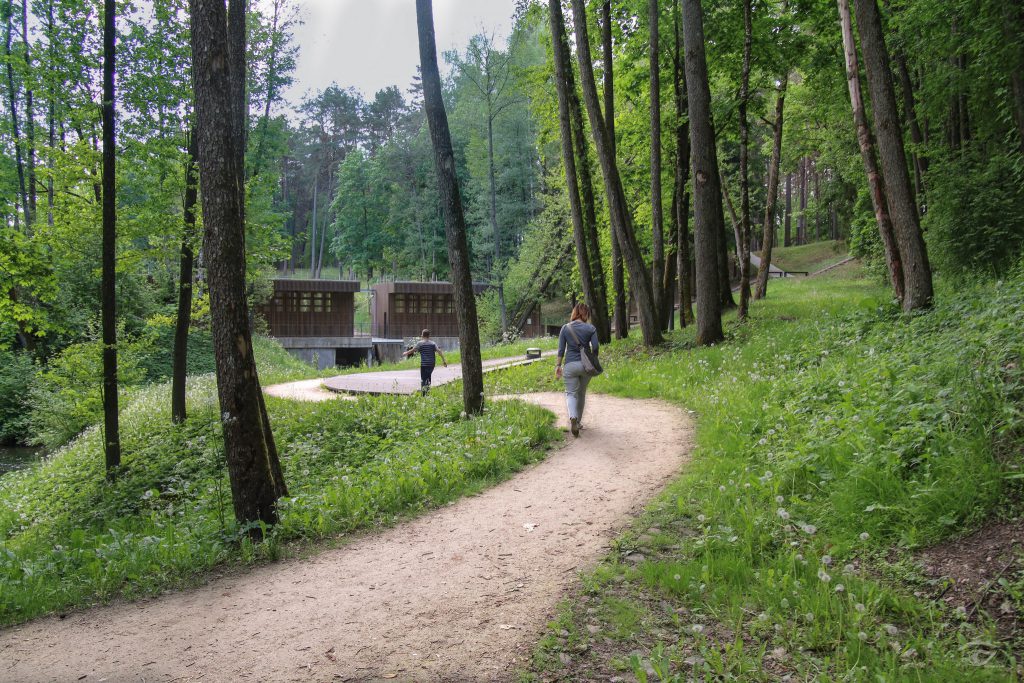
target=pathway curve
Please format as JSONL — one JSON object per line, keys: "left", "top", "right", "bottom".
{"left": 0, "top": 393, "right": 693, "bottom": 683}
{"left": 264, "top": 352, "right": 555, "bottom": 401}
{"left": 321, "top": 352, "right": 554, "bottom": 396}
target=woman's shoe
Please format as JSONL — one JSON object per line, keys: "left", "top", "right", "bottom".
{"left": 570, "top": 417, "right": 580, "bottom": 437}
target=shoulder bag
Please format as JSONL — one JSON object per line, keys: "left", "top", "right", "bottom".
{"left": 565, "top": 322, "right": 603, "bottom": 377}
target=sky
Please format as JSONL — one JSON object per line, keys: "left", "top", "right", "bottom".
{"left": 281, "top": 0, "right": 519, "bottom": 106}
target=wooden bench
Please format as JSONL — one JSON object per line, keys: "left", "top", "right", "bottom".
{"left": 525, "top": 347, "right": 542, "bottom": 359}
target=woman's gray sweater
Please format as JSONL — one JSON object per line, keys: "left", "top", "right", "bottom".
{"left": 557, "top": 321, "right": 599, "bottom": 364}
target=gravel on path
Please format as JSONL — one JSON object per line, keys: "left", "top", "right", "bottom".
{"left": 0, "top": 392, "right": 692, "bottom": 683}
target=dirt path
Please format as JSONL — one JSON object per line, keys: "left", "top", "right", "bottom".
{"left": 0, "top": 393, "right": 693, "bottom": 683}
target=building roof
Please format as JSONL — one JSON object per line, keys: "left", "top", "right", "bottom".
{"left": 372, "top": 281, "right": 491, "bottom": 295}
{"left": 272, "top": 279, "right": 361, "bottom": 293}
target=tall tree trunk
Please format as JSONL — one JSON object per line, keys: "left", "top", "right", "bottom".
{"left": 1007, "top": 2, "right": 1024, "bottom": 154}
{"left": 569, "top": 0, "right": 662, "bottom": 346}
{"left": 190, "top": 0, "right": 285, "bottom": 532}
{"left": 838, "top": 0, "right": 903, "bottom": 301}
{"left": 569, "top": 79, "right": 611, "bottom": 343}
{"left": 813, "top": 161, "right": 822, "bottom": 239}
{"left": 648, "top": 0, "right": 665, "bottom": 328}
{"left": 549, "top": 0, "right": 606, "bottom": 346}
{"left": 486, "top": 115, "right": 508, "bottom": 336}
{"left": 4, "top": 4, "right": 27, "bottom": 227}
{"left": 716, "top": 206, "right": 734, "bottom": 309}
{"left": 682, "top": 0, "right": 724, "bottom": 345}
{"left": 416, "top": 0, "right": 485, "bottom": 413}
{"left": 101, "top": 0, "right": 121, "bottom": 479}
{"left": 172, "top": 132, "right": 199, "bottom": 424}
{"left": 21, "top": 2, "right": 34, "bottom": 225}
{"left": 673, "top": 0, "right": 693, "bottom": 326}
{"left": 737, "top": 0, "right": 753, "bottom": 320}
{"left": 794, "top": 156, "right": 802, "bottom": 244}
{"left": 309, "top": 174, "right": 318, "bottom": 272}
{"left": 45, "top": 0, "right": 55, "bottom": 226}
{"left": 894, "top": 51, "right": 927, "bottom": 184}
{"left": 228, "top": 0, "right": 286, "bottom": 495}
{"left": 783, "top": 172, "right": 792, "bottom": 246}
{"left": 853, "top": 0, "right": 933, "bottom": 310}
{"left": 598, "top": 0, "right": 622, "bottom": 339}
{"left": 602, "top": 1, "right": 628, "bottom": 339}
{"left": 753, "top": 75, "right": 788, "bottom": 300}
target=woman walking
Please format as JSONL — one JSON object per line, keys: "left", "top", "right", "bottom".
{"left": 555, "top": 303, "right": 599, "bottom": 437}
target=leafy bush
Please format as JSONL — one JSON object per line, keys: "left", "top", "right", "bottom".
{"left": 925, "top": 149, "right": 1024, "bottom": 278}
{"left": 26, "top": 336, "right": 148, "bottom": 450}
{"left": 0, "top": 349, "right": 35, "bottom": 445}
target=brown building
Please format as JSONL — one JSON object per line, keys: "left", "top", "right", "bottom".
{"left": 257, "top": 279, "right": 372, "bottom": 369}
{"left": 371, "top": 281, "right": 491, "bottom": 347}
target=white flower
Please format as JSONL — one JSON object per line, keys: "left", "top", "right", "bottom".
{"left": 884, "top": 624, "right": 898, "bottom": 636}
{"left": 775, "top": 495, "right": 785, "bottom": 504}
{"left": 764, "top": 470, "right": 774, "bottom": 479}
{"left": 834, "top": 584, "right": 845, "bottom": 593}
{"left": 804, "top": 613, "right": 814, "bottom": 622}
{"left": 818, "top": 569, "right": 832, "bottom": 583}
{"left": 777, "top": 508, "right": 790, "bottom": 520}
{"left": 860, "top": 532, "right": 870, "bottom": 541}
{"left": 821, "top": 555, "right": 833, "bottom": 566}
{"left": 844, "top": 564, "right": 856, "bottom": 574}
{"left": 855, "top": 603, "right": 866, "bottom": 612}
{"left": 697, "top": 514, "right": 706, "bottom": 523}
{"left": 858, "top": 631, "right": 868, "bottom": 641}
{"left": 691, "top": 624, "right": 704, "bottom": 634}
{"left": 802, "top": 524, "right": 817, "bottom": 535}
{"left": 719, "top": 485, "right": 726, "bottom": 492}
{"left": 780, "top": 598, "right": 789, "bottom": 609}
{"left": 673, "top": 574, "right": 681, "bottom": 581}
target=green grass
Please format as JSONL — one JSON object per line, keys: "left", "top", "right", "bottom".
{"left": 501, "top": 264, "right": 1024, "bottom": 680}
{"left": 759, "top": 239, "right": 850, "bottom": 274}
{"left": 0, "top": 339, "right": 560, "bottom": 626}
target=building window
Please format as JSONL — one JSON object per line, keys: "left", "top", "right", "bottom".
{"left": 395, "top": 294, "right": 405, "bottom": 314}
{"left": 446, "top": 296, "right": 454, "bottom": 314}
{"left": 420, "top": 294, "right": 431, "bottom": 314}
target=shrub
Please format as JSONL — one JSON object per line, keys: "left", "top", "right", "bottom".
{"left": 0, "top": 349, "right": 35, "bottom": 445}
{"left": 925, "top": 149, "right": 1024, "bottom": 278}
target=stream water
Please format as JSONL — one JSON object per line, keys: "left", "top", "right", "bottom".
{"left": 0, "top": 446, "right": 43, "bottom": 476}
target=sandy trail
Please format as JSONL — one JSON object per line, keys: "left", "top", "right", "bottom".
{"left": 0, "top": 393, "right": 692, "bottom": 683}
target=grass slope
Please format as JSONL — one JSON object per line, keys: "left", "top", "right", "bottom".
{"left": 0, "top": 338, "right": 560, "bottom": 626}
{"left": 486, "top": 266, "right": 1023, "bottom": 680}
{"left": 760, "top": 240, "right": 850, "bottom": 274}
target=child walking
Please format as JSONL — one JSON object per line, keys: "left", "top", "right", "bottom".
{"left": 404, "top": 329, "right": 448, "bottom": 395}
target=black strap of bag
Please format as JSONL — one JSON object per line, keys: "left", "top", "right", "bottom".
{"left": 564, "top": 322, "right": 603, "bottom": 376}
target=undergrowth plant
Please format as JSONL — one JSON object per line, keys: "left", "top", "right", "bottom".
{"left": 0, "top": 348, "right": 559, "bottom": 626}
{"left": 512, "top": 265, "right": 1023, "bottom": 680}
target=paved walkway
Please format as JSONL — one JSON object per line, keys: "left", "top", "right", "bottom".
{"left": 321, "top": 351, "right": 554, "bottom": 396}
{"left": 749, "top": 252, "right": 789, "bottom": 276}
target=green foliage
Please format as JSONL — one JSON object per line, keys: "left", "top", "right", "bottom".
{"left": 516, "top": 266, "right": 1024, "bottom": 679}
{"left": 925, "top": 150, "right": 1024, "bottom": 278}
{"left": 26, "top": 333, "right": 149, "bottom": 450}
{"left": 0, "top": 349, "right": 35, "bottom": 445}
